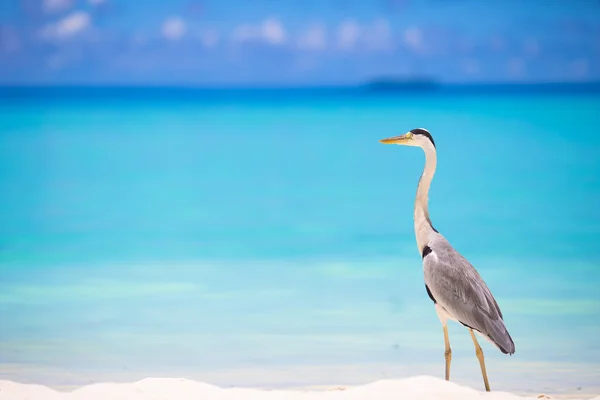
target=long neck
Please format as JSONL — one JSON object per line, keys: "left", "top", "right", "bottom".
{"left": 414, "top": 144, "right": 438, "bottom": 253}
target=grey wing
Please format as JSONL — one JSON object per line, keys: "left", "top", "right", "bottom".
{"left": 423, "top": 238, "right": 515, "bottom": 355}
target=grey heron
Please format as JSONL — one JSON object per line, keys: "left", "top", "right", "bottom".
{"left": 379, "top": 128, "right": 515, "bottom": 392}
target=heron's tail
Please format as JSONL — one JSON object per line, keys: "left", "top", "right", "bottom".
{"left": 485, "top": 317, "right": 515, "bottom": 355}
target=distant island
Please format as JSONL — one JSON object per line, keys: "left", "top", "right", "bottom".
{"left": 362, "top": 76, "right": 440, "bottom": 92}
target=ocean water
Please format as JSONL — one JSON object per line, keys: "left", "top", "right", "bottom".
{"left": 0, "top": 87, "right": 599, "bottom": 396}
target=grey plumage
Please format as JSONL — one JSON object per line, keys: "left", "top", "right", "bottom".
{"left": 379, "top": 127, "right": 515, "bottom": 391}
{"left": 423, "top": 234, "right": 515, "bottom": 355}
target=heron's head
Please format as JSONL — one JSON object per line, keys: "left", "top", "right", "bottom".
{"left": 378, "top": 128, "right": 436, "bottom": 149}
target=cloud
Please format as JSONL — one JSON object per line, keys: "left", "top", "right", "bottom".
{"left": 262, "top": 18, "right": 286, "bottom": 45}
{"left": 403, "top": 27, "right": 423, "bottom": 52}
{"left": 40, "top": 11, "right": 90, "bottom": 39}
{"left": 43, "top": 0, "right": 73, "bottom": 13}
{"left": 333, "top": 19, "right": 395, "bottom": 53}
{"left": 363, "top": 19, "right": 393, "bottom": 51}
{"left": 297, "top": 24, "right": 326, "bottom": 51}
{"left": 337, "top": 19, "right": 361, "bottom": 50}
{"left": 162, "top": 17, "right": 186, "bottom": 40}
{"left": 232, "top": 18, "right": 286, "bottom": 46}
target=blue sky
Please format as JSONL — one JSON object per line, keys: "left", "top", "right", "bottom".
{"left": 0, "top": 0, "right": 599, "bottom": 85}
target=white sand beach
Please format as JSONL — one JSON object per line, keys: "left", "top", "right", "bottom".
{"left": 1, "top": 376, "right": 599, "bottom": 400}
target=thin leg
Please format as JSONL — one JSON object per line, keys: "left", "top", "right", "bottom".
{"left": 443, "top": 324, "right": 452, "bottom": 381}
{"left": 469, "top": 328, "right": 490, "bottom": 392}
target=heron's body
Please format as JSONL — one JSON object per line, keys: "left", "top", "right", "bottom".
{"left": 380, "top": 128, "right": 515, "bottom": 391}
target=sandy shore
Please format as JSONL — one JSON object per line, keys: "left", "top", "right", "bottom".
{"left": 1, "top": 376, "right": 599, "bottom": 400}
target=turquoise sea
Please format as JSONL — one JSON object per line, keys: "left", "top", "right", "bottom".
{"left": 0, "top": 87, "right": 599, "bottom": 396}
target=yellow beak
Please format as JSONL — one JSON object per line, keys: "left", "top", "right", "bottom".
{"left": 379, "top": 132, "right": 412, "bottom": 144}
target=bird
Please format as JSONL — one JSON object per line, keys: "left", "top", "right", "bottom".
{"left": 379, "top": 128, "right": 515, "bottom": 392}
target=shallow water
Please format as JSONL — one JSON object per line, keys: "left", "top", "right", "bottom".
{"left": 0, "top": 88, "right": 599, "bottom": 394}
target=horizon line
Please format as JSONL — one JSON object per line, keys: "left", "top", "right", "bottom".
{"left": 1, "top": 80, "right": 600, "bottom": 90}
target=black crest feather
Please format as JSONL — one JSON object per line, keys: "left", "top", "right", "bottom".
{"left": 410, "top": 128, "right": 435, "bottom": 148}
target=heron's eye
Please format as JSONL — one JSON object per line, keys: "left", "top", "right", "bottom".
{"left": 407, "top": 132, "right": 414, "bottom": 139}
